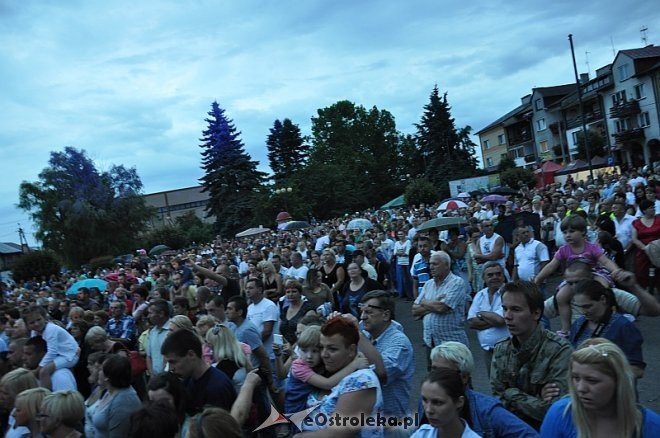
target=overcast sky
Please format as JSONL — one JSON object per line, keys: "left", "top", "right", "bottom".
{"left": 1, "top": 0, "right": 657, "bottom": 246}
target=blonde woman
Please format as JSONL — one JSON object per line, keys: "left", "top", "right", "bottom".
{"left": 38, "top": 390, "right": 85, "bottom": 438}
{"left": 0, "top": 368, "right": 39, "bottom": 437}
{"left": 540, "top": 339, "right": 660, "bottom": 437}
{"left": 259, "top": 260, "right": 283, "bottom": 301}
{"left": 12, "top": 387, "right": 51, "bottom": 437}
{"left": 206, "top": 325, "right": 251, "bottom": 392}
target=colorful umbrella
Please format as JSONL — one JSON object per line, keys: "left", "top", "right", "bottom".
{"left": 346, "top": 218, "right": 373, "bottom": 230}
{"left": 104, "top": 272, "right": 138, "bottom": 284}
{"left": 66, "top": 278, "right": 108, "bottom": 296}
{"left": 437, "top": 200, "right": 468, "bottom": 211}
{"left": 481, "top": 194, "right": 509, "bottom": 204}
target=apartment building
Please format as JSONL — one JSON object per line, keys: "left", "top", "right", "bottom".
{"left": 606, "top": 45, "right": 660, "bottom": 167}
{"left": 477, "top": 44, "right": 660, "bottom": 170}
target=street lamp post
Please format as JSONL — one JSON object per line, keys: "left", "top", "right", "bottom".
{"left": 274, "top": 187, "right": 292, "bottom": 211}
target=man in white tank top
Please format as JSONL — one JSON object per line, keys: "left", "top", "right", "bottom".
{"left": 474, "top": 220, "right": 509, "bottom": 286}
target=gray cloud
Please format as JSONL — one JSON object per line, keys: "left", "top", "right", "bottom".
{"left": 1, "top": 0, "right": 657, "bottom": 245}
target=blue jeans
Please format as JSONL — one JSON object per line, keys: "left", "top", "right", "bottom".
{"left": 396, "top": 264, "right": 412, "bottom": 298}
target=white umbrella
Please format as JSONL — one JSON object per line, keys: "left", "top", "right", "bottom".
{"left": 437, "top": 200, "right": 468, "bottom": 211}
{"left": 457, "top": 192, "right": 470, "bottom": 199}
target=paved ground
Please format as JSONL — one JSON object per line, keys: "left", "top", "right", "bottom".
{"left": 396, "top": 275, "right": 660, "bottom": 413}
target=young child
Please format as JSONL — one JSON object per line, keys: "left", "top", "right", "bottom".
{"left": 284, "top": 325, "right": 367, "bottom": 414}
{"left": 22, "top": 306, "right": 79, "bottom": 390}
{"left": 534, "top": 215, "right": 628, "bottom": 336}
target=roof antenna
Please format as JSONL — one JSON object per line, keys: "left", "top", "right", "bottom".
{"left": 640, "top": 25, "right": 648, "bottom": 46}
{"left": 610, "top": 36, "right": 616, "bottom": 57}
{"left": 585, "top": 51, "right": 591, "bottom": 76}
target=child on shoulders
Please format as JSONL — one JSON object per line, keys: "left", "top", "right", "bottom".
{"left": 23, "top": 305, "right": 79, "bottom": 390}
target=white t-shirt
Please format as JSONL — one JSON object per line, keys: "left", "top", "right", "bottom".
{"left": 247, "top": 298, "right": 279, "bottom": 360}
{"left": 51, "top": 367, "right": 78, "bottom": 391}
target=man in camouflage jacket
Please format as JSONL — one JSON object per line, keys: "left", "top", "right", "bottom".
{"left": 490, "top": 280, "right": 572, "bottom": 430}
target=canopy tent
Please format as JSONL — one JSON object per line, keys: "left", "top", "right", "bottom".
{"left": 555, "top": 159, "right": 588, "bottom": 176}
{"left": 534, "top": 161, "right": 563, "bottom": 187}
{"left": 379, "top": 194, "right": 405, "bottom": 209}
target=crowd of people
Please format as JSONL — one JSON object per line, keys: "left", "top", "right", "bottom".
{"left": 0, "top": 165, "right": 659, "bottom": 437}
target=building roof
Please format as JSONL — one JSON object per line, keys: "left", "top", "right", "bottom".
{"left": 0, "top": 242, "right": 21, "bottom": 255}
{"left": 532, "top": 84, "right": 575, "bottom": 97}
{"left": 620, "top": 45, "right": 660, "bottom": 60}
{"left": 476, "top": 101, "right": 531, "bottom": 135}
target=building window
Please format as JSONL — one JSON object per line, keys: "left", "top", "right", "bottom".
{"left": 638, "top": 112, "right": 650, "bottom": 128}
{"left": 571, "top": 131, "right": 580, "bottom": 145}
{"left": 536, "top": 118, "right": 546, "bottom": 131}
{"left": 539, "top": 140, "right": 549, "bottom": 152}
{"left": 486, "top": 157, "right": 494, "bottom": 167}
{"left": 611, "top": 90, "right": 627, "bottom": 106}
{"left": 497, "top": 134, "right": 505, "bottom": 144}
{"left": 483, "top": 139, "right": 491, "bottom": 150}
{"left": 535, "top": 98, "right": 543, "bottom": 110}
{"left": 634, "top": 83, "right": 645, "bottom": 100}
{"left": 617, "top": 64, "right": 631, "bottom": 82}
{"left": 615, "top": 119, "right": 630, "bottom": 133}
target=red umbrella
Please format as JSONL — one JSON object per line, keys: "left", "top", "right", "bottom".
{"left": 104, "top": 272, "right": 138, "bottom": 284}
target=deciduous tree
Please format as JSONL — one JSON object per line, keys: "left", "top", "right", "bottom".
{"left": 18, "top": 147, "right": 152, "bottom": 267}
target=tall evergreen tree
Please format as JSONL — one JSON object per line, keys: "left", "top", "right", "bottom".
{"left": 266, "top": 118, "right": 308, "bottom": 183}
{"left": 199, "top": 102, "right": 266, "bottom": 236}
{"left": 415, "top": 86, "right": 478, "bottom": 195}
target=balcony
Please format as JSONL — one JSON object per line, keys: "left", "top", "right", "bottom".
{"left": 565, "top": 111, "right": 604, "bottom": 130}
{"left": 613, "top": 128, "right": 645, "bottom": 143}
{"left": 609, "top": 100, "right": 640, "bottom": 119}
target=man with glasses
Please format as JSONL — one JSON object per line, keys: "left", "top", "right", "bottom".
{"left": 467, "top": 262, "right": 509, "bottom": 377}
{"left": 358, "top": 291, "right": 414, "bottom": 436}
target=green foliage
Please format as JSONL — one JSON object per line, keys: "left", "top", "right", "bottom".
{"left": 142, "top": 225, "right": 187, "bottom": 250}
{"left": 18, "top": 147, "right": 153, "bottom": 267}
{"left": 415, "top": 87, "right": 479, "bottom": 196}
{"left": 500, "top": 167, "right": 535, "bottom": 189}
{"left": 88, "top": 256, "right": 115, "bottom": 271}
{"left": 174, "top": 212, "right": 214, "bottom": 244}
{"left": 306, "top": 100, "right": 405, "bottom": 217}
{"left": 199, "top": 102, "right": 267, "bottom": 237}
{"left": 498, "top": 156, "right": 517, "bottom": 171}
{"left": 574, "top": 130, "right": 606, "bottom": 161}
{"left": 267, "top": 118, "right": 309, "bottom": 184}
{"left": 404, "top": 178, "right": 438, "bottom": 207}
{"left": 11, "top": 251, "right": 61, "bottom": 283}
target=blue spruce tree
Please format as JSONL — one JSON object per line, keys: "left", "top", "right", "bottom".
{"left": 199, "top": 102, "right": 265, "bottom": 236}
